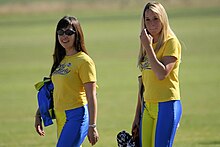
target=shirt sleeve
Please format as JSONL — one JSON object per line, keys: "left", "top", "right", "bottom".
{"left": 163, "top": 38, "right": 181, "bottom": 59}
{"left": 79, "top": 59, "right": 97, "bottom": 84}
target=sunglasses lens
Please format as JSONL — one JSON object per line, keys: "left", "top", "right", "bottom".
{"left": 57, "top": 29, "right": 75, "bottom": 36}
{"left": 65, "top": 29, "right": 75, "bottom": 36}
{"left": 57, "top": 30, "right": 64, "bottom": 36}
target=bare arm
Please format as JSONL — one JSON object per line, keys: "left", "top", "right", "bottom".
{"left": 132, "top": 76, "right": 143, "bottom": 138}
{"left": 133, "top": 76, "right": 143, "bottom": 124}
{"left": 132, "top": 92, "right": 142, "bottom": 124}
{"left": 84, "top": 82, "right": 99, "bottom": 146}
{"left": 140, "top": 29, "right": 177, "bottom": 80}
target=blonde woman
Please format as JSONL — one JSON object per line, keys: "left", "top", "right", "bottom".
{"left": 132, "top": 2, "right": 182, "bottom": 147}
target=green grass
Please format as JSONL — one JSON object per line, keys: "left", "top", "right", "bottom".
{"left": 0, "top": 4, "right": 220, "bottom": 147}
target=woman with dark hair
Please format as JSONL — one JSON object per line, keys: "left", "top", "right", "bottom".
{"left": 35, "top": 16, "right": 99, "bottom": 147}
{"left": 132, "top": 2, "right": 182, "bottom": 147}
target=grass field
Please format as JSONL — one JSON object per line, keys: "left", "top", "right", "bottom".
{"left": 0, "top": 1, "right": 220, "bottom": 147}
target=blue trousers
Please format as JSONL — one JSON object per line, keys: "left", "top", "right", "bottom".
{"left": 56, "top": 105, "right": 89, "bottom": 147}
{"left": 142, "top": 100, "right": 182, "bottom": 147}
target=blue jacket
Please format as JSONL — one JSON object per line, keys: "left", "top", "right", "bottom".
{"left": 35, "top": 77, "right": 54, "bottom": 127}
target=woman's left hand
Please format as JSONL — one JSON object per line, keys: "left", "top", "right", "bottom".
{"left": 140, "top": 29, "right": 153, "bottom": 49}
{"left": 88, "top": 127, "right": 99, "bottom": 146}
{"left": 34, "top": 115, "right": 45, "bottom": 136}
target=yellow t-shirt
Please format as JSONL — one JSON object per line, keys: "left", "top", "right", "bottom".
{"left": 141, "top": 36, "right": 181, "bottom": 102}
{"left": 51, "top": 51, "right": 96, "bottom": 111}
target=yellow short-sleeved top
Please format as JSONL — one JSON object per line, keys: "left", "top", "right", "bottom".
{"left": 51, "top": 51, "right": 96, "bottom": 111}
{"left": 140, "top": 36, "right": 181, "bottom": 102}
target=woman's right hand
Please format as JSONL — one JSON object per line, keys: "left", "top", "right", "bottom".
{"left": 140, "top": 29, "right": 153, "bottom": 50}
{"left": 34, "top": 115, "right": 45, "bottom": 136}
{"left": 132, "top": 118, "right": 139, "bottom": 139}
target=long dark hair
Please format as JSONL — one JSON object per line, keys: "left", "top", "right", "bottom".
{"left": 50, "top": 16, "right": 88, "bottom": 76}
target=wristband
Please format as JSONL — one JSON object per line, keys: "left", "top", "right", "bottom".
{"left": 89, "top": 124, "right": 96, "bottom": 128}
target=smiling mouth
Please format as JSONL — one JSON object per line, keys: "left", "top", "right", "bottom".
{"left": 62, "top": 40, "right": 69, "bottom": 43}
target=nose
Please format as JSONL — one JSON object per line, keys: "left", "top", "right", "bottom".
{"left": 60, "top": 34, "right": 68, "bottom": 38}
{"left": 149, "top": 20, "right": 156, "bottom": 27}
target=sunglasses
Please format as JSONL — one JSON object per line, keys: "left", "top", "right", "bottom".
{"left": 57, "top": 29, "right": 76, "bottom": 36}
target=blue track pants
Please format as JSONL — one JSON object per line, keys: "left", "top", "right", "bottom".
{"left": 142, "top": 100, "right": 182, "bottom": 147}
{"left": 56, "top": 105, "right": 89, "bottom": 147}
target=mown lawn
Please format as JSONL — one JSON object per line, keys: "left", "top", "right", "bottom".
{"left": 0, "top": 4, "right": 220, "bottom": 147}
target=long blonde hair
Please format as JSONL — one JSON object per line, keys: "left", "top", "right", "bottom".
{"left": 138, "top": 2, "right": 176, "bottom": 67}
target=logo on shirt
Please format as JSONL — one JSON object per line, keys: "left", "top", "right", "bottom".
{"left": 139, "top": 56, "right": 151, "bottom": 71}
{"left": 52, "top": 63, "right": 71, "bottom": 75}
